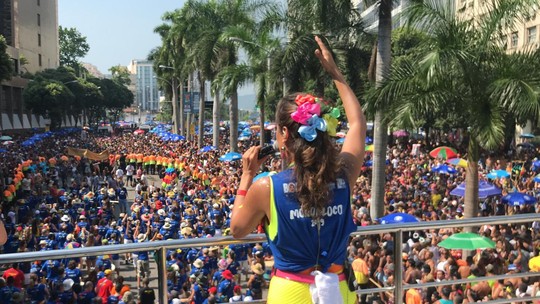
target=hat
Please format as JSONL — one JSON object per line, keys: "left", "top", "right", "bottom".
{"left": 209, "top": 246, "right": 220, "bottom": 252}
{"left": 158, "top": 209, "right": 166, "bottom": 216}
{"left": 193, "top": 259, "right": 204, "bottom": 269}
{"left": 208, "top": 286, "right": 218, "bottom": 295}
{"left": 181, "top": 227, "right": 193, "bottom": 235}
{"left": 61, "top": 215, "right": 70, "bottom": 222}
{"left": 164, "top": 217, "right": 171, "bottom": 222}
{"left": 63, "top": 278, "right": 74, "bottom": 290}
{"left": 102, "top": 239, "right": 109, "bottom": 244}
{"left": 162, "top": 223, "right": 171, "bottom": 230}
{"left": 119, "top": 213, "right": 125, "bottom": 218}
{"left": 218, "top": 258, "right": 228, "bottom": 270}
{"left": 137, "top": 234, "right": 146, "bottom": 242}
{"left": 141, "top": 213, "right": 151, "bottom": 221}
{"left": 39, "top": 240, "right": 47, "bottom": 246}
{"left": 104, "top": 269, "right": 113, "bottom": 276}
{"left": 251, "top": 263, "right": 264, "bottom": 275}
{"left": 233, "top": 285, "right": 242, "bottom": 293}
{"left": 222, "top": 269, "right": 234, "bottom": 280}
{"left": 213, "top": 203, "right": 220, "bottom": 209}
{"left": 486, "top": 264, "right": 494, "bottom": 272}
{"left": 79, "top": 215, "right": 86, "bottom": 220}
{"left": 66, "top": 234, "right": 74, "bottom": 241}
{"left": 50, "top": 208, "right": 58, "bottom": 213}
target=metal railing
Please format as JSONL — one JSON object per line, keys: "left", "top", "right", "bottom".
{"left": 1, "top": 213, "right": 539, "bottom": 304}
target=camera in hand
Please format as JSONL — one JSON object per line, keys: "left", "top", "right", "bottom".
{"left": 258, "top": 143, "right": 277, "bottom": 159}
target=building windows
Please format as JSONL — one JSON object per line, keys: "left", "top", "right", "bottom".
{"left": 38, "top": 54, "right": 42, "bottom": 66}
{"left": 528, "top": 26, "right": 537, "bottom": 45}
{"left": 37, "top": 13, "right": 40, "bottom": 26}
{"left": 38, "top": 33, "right": 41, "bottom": 46}
{"left": 510, "top": 32, "right": 518, "bottom": 48}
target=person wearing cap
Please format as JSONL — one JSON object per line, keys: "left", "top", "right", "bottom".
{"left": 217, "top": 269, "right": 236, "bottom": 302}
{"left": 247, "top": 263, "right": 266, "bottom": 300}
{"left": 96, "top": 269, "right": 114, "bottom": 304}
{"left": 59, "top": 278, "right": 76, "bottom": 304}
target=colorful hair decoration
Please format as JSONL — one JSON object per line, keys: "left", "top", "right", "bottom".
{"left": 291, "top": 94, "right": 340, "bottom": 141}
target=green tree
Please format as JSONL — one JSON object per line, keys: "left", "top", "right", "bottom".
{"left": 0, "top": 35, "right": 13, "bottom": 81}
{"left": 109, "top": 65, "right": 131, "bottom": 86}
{"left": 59, "top": 26, "right": 90, "bottom": 74}
{"left": 372, "top": 0, "right": 540, "bottom": 219}
{"left": 23, "top": 79, "right": 75, "bottom": 129}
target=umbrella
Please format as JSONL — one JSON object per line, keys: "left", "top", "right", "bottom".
{"left": 446, "top": 158, "right": 468, "bottom": 167}
{"left": 450, "top": 180, "right": 502, "bottom": 198}
{"left": 365, "top": 145, "right": 374, "bottom": 152}
{"left": 520, "top": 133, "right": 535, "bottom": 138}
{"left": 219, "top": 152, "right": 242, "bottom": 162}
{"left": 432, "top": 164, "right": 457, "bottom": 175}
{"left": 0, "top": 135, "right": 12, "bottom": 141}
{"left": 133, "top": 129, "right": 145, "bottom": 135}
{"left": 430, "top": 146, "right": 458, "bottom": 159}
{"left": 253, "top": 171, "right": 276, "bottom": 182}
{"left": 2, "top": 141, "right": 14, "bottom": 146}
{"left": 438, "top": 232, "right": 495, "bottom": 250}
{"left": 392, "top": 130, "right": 409, "bottom": 137}
{"left": 200, "top": 146, "right": 216, "bottom": 153}
{"left": 486, "top": 170, "right": 510, "bottom": 179}
{"left": 378, "top": 213, "right": 419, "bottom": 225}
{"left": 501, "top": 192, "right": 536, "bottom": 206}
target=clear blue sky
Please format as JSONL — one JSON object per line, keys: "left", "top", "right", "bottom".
{"left": 58, "top": 0, "right": 255, "bottom": 104}
{"left": 58, "top": 0, "right": 186, "bottom": 73}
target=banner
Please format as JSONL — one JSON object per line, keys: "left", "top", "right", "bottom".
{"left": 67, "top": 147, "right": 110, "bottom": 161}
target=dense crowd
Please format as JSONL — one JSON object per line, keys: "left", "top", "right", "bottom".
{"left": 0, "top": 127, "right": 539, "bottom": 303}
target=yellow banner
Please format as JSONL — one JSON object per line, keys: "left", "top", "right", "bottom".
{"left": 67, "top": 147, "right": 109, "bottom": 161}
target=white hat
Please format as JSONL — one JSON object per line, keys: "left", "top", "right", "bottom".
{"left": 63, "top": 279, "right": 74, "bottom": 290}
{"left": 158, "top": 209, "right": 166, "bottom": 216}
{"left": 162, "top": 223, "right": 171, "bottom": 230}
{"left": 193, "top": 259, "right": 204, "bottom": 268}
{"left": 79, "top": 215, "right": 86, "bottom": 219}
{"left": 164, "top": 217, "right": 171, "bottom": 223}
{"left": 61, "top": 215, "right": 71, "bottom": 222}
{"left": 138, "top": 234, "right": 146, "bottom": 241}
{"left": 39, "top": 240, "right": 47, "bottom": 245}
{"left": 213, "top": 203, "right": 220, "bottom": 209}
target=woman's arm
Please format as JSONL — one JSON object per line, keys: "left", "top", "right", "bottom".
{"left": 0, "top": 218, "right": 7, "bottom": 245}
{"left": 314, "top": 36, "right": 367, "bottom": 189}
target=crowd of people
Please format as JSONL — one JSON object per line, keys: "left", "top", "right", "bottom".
{"left": 0, "top": 125, "right": 538, "bottom": 303}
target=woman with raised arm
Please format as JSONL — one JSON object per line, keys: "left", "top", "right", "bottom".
{"left": 231, "top": 36, "right": 367, "bottom": 303}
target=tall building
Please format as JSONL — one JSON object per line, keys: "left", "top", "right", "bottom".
{"left": 456, "top": 0, "right": 539, "bottom": 53}
{"left": 0, "top": 0, "right": 59, "bottom": 131}
{"left": 127, "top": 59, "right": 159, "bottom": 113}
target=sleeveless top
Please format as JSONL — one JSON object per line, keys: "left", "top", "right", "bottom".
{"left": 265, "top": 168, "right": 356, "bottom": 273}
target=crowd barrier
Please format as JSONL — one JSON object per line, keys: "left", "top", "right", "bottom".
{"left": 1, "top": 213, "right": 540, "bottom": 304}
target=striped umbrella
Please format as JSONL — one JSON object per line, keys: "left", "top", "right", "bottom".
{"left": 446, "top": 158, "right": 468, "bottom": 167}
{"left": 429, "top": 146, "right": 458, "bottom": 159}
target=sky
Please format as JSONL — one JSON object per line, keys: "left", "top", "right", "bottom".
{"left": 58, "top": 0, "right": 255, "bottom": 104}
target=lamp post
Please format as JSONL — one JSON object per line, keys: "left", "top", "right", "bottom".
{"left": 158, "top": 65, "right": 181, "bottom": 135}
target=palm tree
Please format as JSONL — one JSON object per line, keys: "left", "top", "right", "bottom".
{"left": 372, "top": 0, "right": 540, "bottom": 219}
{"left": 370, "top": 0, "right": 393, "bottom": 221}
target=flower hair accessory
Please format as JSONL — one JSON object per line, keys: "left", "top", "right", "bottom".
{"left": 291, "top": 93, "right": 340, "bottom": 141}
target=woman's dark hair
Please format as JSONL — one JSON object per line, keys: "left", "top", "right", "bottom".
{"left": 276, "top": 93, "right": 342, "bottom": 220}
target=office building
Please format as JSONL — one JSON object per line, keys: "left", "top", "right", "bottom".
{"left": 0, "top": 0, "right": 59, "bottom": 131}
{"left": 127, "top": 59, "right": 159, "bottom": 113}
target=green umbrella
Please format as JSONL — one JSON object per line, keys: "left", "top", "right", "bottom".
{"left": 438, "top": 232, "right": 495, "bottom": 250}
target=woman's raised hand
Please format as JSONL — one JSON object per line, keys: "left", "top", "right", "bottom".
{"left": 314, "top": 36, "right": 341, "bottom": 79}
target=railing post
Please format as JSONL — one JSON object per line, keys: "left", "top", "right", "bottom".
{"left": 394, "top": 229, "right": 404, "bottom": 304}
{"left": 156, "top": 248, "right": 168, "bottom": 304}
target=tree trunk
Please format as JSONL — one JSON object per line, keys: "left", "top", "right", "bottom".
{"left": 197, "top": 74, "right": 205, "bottom": 149}
{"left": 370, "top": 0, "right": 392, "bottom": 220}
{"left": 179, "top": 81, "right": 185, "bottom": 137}
{"left": 171, "top": 77, "right": 182, "bottom": 134}
{"left": 464, "top": 136, "right": 480, "bottom": 224}
{"left": 213, "top": 90, "right": 220, "bottom": 148}
{"left": 230, "top": 90, "right": 239, "bottom": 153}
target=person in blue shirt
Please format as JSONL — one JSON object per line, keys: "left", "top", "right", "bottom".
{"left": 230, "top": 36, "right": 364, "bottom": 304}
{"left": 217, "top": 270, "right": 235, "bottom": 302}
{"left": 78, "top": 281, "right": 96, "bottom": 304}
{"left": 27, "top": 273, "right": 49, "bottom": 304}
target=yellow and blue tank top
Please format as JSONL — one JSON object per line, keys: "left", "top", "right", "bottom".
{"left": 265, "top": 168, "right": 356, "bottom": 273}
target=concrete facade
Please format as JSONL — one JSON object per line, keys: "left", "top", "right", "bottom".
{"left": 0, "top": 0, "right": 60, "bottom": 131}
